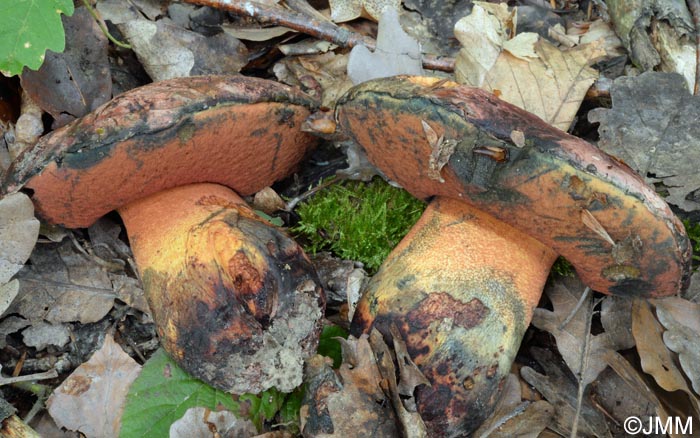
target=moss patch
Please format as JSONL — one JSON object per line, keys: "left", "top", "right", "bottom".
{"left": 293, "top": 178, "right": 425, "bottom": 273}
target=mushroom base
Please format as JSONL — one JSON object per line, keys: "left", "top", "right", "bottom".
{"left": 119, "top": 183, "right": 325, "bottom": 393}
{"left": 351, "top": 197, "right": 556, "bottom": 437}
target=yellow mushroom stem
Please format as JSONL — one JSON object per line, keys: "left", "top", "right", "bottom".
{"left": 119, "top": 183, "right": 324, "bottom": 394}
{"left": 351, "top": 196, "right": 557, "bottom": 436}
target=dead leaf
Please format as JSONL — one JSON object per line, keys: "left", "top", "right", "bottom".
{"left": 521, "top": 347, "right": 612, "bottom": 438}
{"left": 329, "top": 0, "right": 400, "bottom": 22}
{"left": 0, "top": 193, "right": 40, "bottom": 285}
{"left": 347, "top": 9, "right": 423, "bottom": 85}
{"left": 20, "top": 6, "right": 112, "bottom": 128}
{"left": 253, "top": 187, "right": 286, "bottom": 215}
{"left": 22, "top": 321, "right": 70, "bottom": 350}
{"left": 589, "top": 72, "right": 700, "bottom": 211}
{"left": 169, "top": 407, "right": 256, "bottom": 438}
{"left": 118, "top": 18, "right": 247, "bottom": 81}
{"left": 653, "top": 297, "right": 700, "bottom": 394}
{"left": 532, "top": 276, "right": 613, "bottom": 386}
{"left": 8, "top": 241, "right": 116, "bottom": 324}
{"left": 422, "top": 120, "right": 456, "bottom": 183}
{"left": 47, "top": 333, "right": 142, "bottom": 438}
{"left": 369, "top": 329, "right": 427, "bottom": 438}
{"left": 600, "top": 296, "right": 635, "bottom": 350}
{"left": 274, "top": 51, "right": 353, "bottom": 108}
{"left": 472, "top": 373, "right": 553, "bottom": 438}
{"left": 300, "top": 336, "right": 399, "bottom": 437}
{"left": 632, "top": 299, "right": 700, "bottom": 412}
{"left": 455, "top": 4, "right": 605, "bottom": 131}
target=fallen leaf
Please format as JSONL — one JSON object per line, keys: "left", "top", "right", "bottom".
{"left": 589, "top": 72, "right": 700, "bottom": 211}
{"left": 169, "top": 407, "right": 256, "bottom": 438}
{"left": 20, "top": 6, "right": 112, "bottom": 128}
{"left": 8, "top": 240, "right": 115, "bottom": 324}
{"left": 22, "top": 321, "right": 70, "bottom": 350}
{"left": 521, "top": 347, "right": 612, "bottom": 438}
{"left": 455, "top": 5, "right": 605, "bottom": 131}
{"left": 472, "top": 373, "right": 553, "bottom": 438}
{"left": 0, "top": 192, "right": 40, "bottom": 284}
{"left": 120, "top": 349, "right": 240, "bottom": 438}
{"left": 653, "top": 297, "right": 700, "bottom": 394}
{"left": 47, "top": 333, "right": 142, "bottom": 438}
{"left": 0, "top": 280, "right": 19, "bottom": 318}
{"left": 329, "top": 0, "right": 400, "bottom": 22}
{"left": 274, "top": 51, "right": 353, "bottom": 108}
{"left": 532, "top": 276, "right": 613, "bottom": 386}
{"left": 632, "top": 299, "right": 700, "bottom": 411}
{"left": 300, "top": 336, "right": 399, "bottom": 437}
{"left": 347, "top": 9, "right": 423, "bottom": 85}
{"left": 600, "top": 296, "right": 635, "bottom": 350}
{"left": 118, "top": 18, "right": 247, "bottom": 81}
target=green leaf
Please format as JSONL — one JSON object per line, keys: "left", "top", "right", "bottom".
{"left": 119, "top": 349, "right": 240, "bottom": 438}
{"left": 317, "top": 324, "right": 348, "bottom": 368}
{"left": 240, "top": 388, "right": 285, "bottom": 430}
{"left": 0, "top": 0, "right": 74, "bottom": 76}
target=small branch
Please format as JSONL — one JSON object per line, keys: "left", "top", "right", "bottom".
{"left": 570, "top": 292, "right": 595, "bottom": 438}
{"left": 0, "top": 369, "right": 58, "bottom": 386}
{"left": 558, "top": 286, "right": 591, "bottom": 330}
{"left": 183, "top": 0, "right": 455, "bottom": 72}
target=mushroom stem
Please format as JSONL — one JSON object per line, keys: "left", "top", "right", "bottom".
{"left": 119, "top": 183, "right": 324, "bottom": 393}
{"left": 351, "top": 197, "right": 556, "bottom": 436}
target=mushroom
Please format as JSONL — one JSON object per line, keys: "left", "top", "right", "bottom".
{"left": 324, "top": 76, "right": 691, "bottom": 436}
{"left": 2, "top": 75, "right": 325, "bottom": 394}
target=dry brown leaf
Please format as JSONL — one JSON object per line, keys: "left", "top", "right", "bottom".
{"left": 652, "top": 297, "right": 700, "bottom": 395}
{"left": 632, "top": 299, "right": 700, "bottom": 412}
{"left": 300, "top": 336, "right": 399, "bottom": 437}
{"left": 47, "top": 333, "right": 142, "bottom": 438}
{"left": 329, "top": 0, "right": 400, "bottom": 22}
{"left": 8, "top": 241, "right": 116, "bottom": 324}
{"left": 600, "top": 296, "right": 635, "bottom": 350}
{"left": 521, "top": 347, "right": 611, "bottom": 437}
{"left": 531, "top": 276, "right": 613, "bottom": 386}
{"left": 472, "top": 373, "right": 553, "bottom": 438}
{"left": 0, "top": 193, "right": 40, "bottom": 285}
{"left": 455, "top": 5, "right": 605, "bottom": 131}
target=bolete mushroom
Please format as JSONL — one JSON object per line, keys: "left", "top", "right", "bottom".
{"left": 2, "top": 75, "right": 325, "bottom": 394}
{"left": 323, "top": 76, "right": 691, "bottom": 436}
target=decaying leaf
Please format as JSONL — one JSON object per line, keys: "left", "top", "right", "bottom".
{"left": 521, "top": 348, "right": 612, "bottom": 437}
{"left": 8, "top": 241, "right": 116, "bottom": 324}
{"left": 118, "top": 18, "right": 247, "bottom": 81}
{"left": 455, "top": 4, "right": 605, "bottom": 131}
{"left": 22, "top": 321, "right": 70, "bottom": 350}
{"left": 422, "top": 120, "right": 456, "bottom": 183}
{"left": 472, "top": 373, "right": 553, "bottom": 438}
{"left": 329, "top": 0, "right": 400, "bottom": 22}
{"left": 169, "top": 406, "right": 256, "bottom": 438}
{"left": 600, "top": 296, "right": 635, "bottom": 350}
{"left": 274, "top": 51, "right": 353, "bottom": 108}
{"left": 589, "top": 72, "right": 700, "bottom": 212}
{"left": 0, "top": 193, "right": 40, "bottom": 285}
{"left": 532, "top": 276, "right": 613, "bottom": 386}
{"left": 632, "top": 299, "right": 700, "bottom": 412}
{"left": 300, "top": 336, "right": 399, "bottom": 437}
{"left": 20, "top": 6, "right": 112, "bottom": 128}
{"left": 347, "top": 9, "right": 423, "bottom": 85}
{"left": 652, "top": 297, "right": 700, "bottom": 395}
{"left": 47, "top": 333, "right": 142, "bottom": 438}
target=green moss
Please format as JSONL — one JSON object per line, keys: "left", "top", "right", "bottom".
{"left": 293, "top": 178, "right": 425, "bottom": 273}
{"left": 551, "top": 257, "right": 575, "bottom": 277}
{"left": 683, "top": 219, "right": 700, "bottom": 265}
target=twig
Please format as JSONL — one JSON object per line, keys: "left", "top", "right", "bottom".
{"left": 686, "top": 0, "right": 700, "bottom": 94}
{"left": 285, "top": 175, "right": 340, "bottom": 211}
{"left": 570, "top": 292, "right": 596, "bottom": 438}
{"left": 183, "top": 0, "right": 455, "bottom": 72}
{"left": 0, "top": 369, "right": 58, "bottom": 386}
{"left": 558, "top": 286, "right": 591, "bottom": 330}
{"left": 80, "top": 0, "right": 132, "bottom": 49}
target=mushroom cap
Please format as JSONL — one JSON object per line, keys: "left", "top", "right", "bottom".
{"left": 2, "top": 75, "right": 318, "bottom": 228}
{"left": 335, "top": 76, "right": 691, "bottom": 297}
